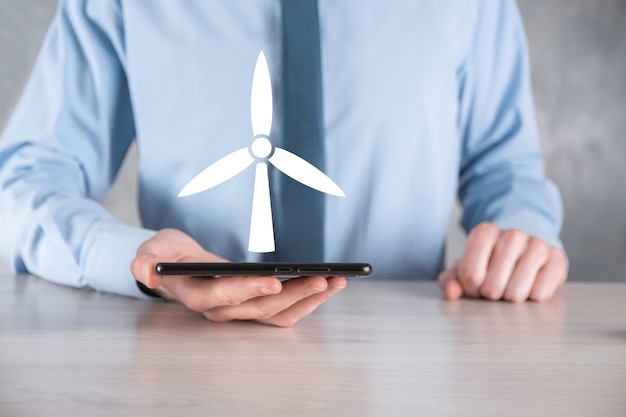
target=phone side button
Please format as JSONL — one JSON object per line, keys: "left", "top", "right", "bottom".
{"left": 297, "top": 267, "right": 331, "bottom": 274}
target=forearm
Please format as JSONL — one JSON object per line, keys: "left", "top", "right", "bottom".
{"left": 456, "top": 1, "right": 564, "bottom": 250}
{"left": 0, "top": 144, "right": 156, "bottom": 297}
{"left": 0, "top": 0, "right": 154, "bottom": 296}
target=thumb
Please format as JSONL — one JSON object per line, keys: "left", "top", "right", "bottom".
{"left": 437, "top": 261, "right": 463, "bottom": 301}
{"left": 130, "top": 252, "right": 164, "bottom": 289}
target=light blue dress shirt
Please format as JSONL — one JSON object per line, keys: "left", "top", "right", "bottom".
{"left": 0, "top": 0, "right": 563, "bottom": 298}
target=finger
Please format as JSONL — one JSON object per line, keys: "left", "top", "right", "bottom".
{"left": 445, "top": 279, "right": 464, "bottom": 301}
{"left": 437, "top": 261, "right": 463, "bottom": 300}
{"left": 203, "top": 276, "right": 330, "bottom": 323}
{"left": 166, "top": 275, "right": 283, "bottom": 313}
{"left": 457, "top": 222, "right": 501, "bottom": 298}
{"left": 130, "top": 252, "right": 164, "bottom": 289}
{"left": 529, "top": 248, "right": 568, "bottom": 302}
{"left": 480, "top": 229, "right": 528, "bottom": 301}
{"left": 436, "top": 261, "right": 455, "bottom": 291}
{"left": 257, "top": 277, "right": 348, "bottom": 327}
{"left": 502, "top": 237, "right": 550, "bottom": 303}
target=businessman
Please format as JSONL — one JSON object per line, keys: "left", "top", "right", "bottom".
{"left": 0, "top": 1, "right": 567, "bottom": 326}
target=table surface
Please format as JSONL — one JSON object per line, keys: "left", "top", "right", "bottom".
{"left": 1, "top": 274, "right": 625, "bottom": 417}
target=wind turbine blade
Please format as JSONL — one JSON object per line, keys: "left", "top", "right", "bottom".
{"left": 178, "top": 148, "right": 254, "bottom": 197}
{"left": 269, "top": 148, "right": 346, "bottom": 197}
{"left": 250, "top": 51, "right": 273, "bottom": 137}
{"left": 248, "top": 162, "right": 275, "bottom": 253}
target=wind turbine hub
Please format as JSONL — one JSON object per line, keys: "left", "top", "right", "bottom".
{"left": 250, "top": 137, "right": 273, "bottom": 159}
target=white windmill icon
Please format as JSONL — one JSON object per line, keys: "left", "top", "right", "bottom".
{"left": 178, "top": 51, "right": 345, "bottom": 253}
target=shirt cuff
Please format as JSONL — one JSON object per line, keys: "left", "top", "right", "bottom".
{"left": 81, "top": 220, "right": 158, "bottom": 299}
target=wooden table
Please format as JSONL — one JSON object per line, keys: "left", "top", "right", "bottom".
{"left": 1, "top": 274, "right": 625, "bottom": 417}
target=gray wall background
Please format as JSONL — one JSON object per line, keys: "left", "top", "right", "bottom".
{"left": 1, "top": 1, "right": 625, "bottom": 281}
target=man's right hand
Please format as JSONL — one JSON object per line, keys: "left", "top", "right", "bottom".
{"left": 130, "top": 229, "right": 346, "bottom": 327}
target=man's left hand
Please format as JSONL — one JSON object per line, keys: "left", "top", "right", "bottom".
{"left": 437, "top": 222, "right": 568, "bottom": 303}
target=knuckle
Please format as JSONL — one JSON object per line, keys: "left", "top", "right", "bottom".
{"left": 503, "top": 291, "right": 526, "bottom": 303}
{"left": 528, "top": 290, "right": 548, "bottom": 303}
{"left": 253, "top": 305, "right": 275, "bottom": 321}
{"left": 471, "top": 222, "right": 500, "bottom": 243}
{"left": 214, "top": 289, "right": 242, "bottom": 307}
{"left": 458, "top": 265, "right": 483, "bottom": 287}
{"left": 475, "top": 222, "right": 498, "bottom": 235}
{"left": 527, "top": 236, "right": 548, "bottom": 252}
{"left": 203, "top": 309, "right": 231, "bottom": 323}
{"left": 500, "top": 229, "right": 528, "bottom": 247}
{"left": 551, "top": 248, "right": 568, "bottom": 267}
{"left": 528, "top": 236, "right": 547, "bottom": 252}
{"left": 480, "top": 285, "right": 503, "bottom": 301}
{"left": 522, "top": 237, "right": 549, "bottom": 264}
{"left": 245, "top": 298, "right": 277, "bottom": 321}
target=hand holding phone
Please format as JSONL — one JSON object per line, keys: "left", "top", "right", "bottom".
{"left": 131, "top": 229, "right": 358, "bottom": 327}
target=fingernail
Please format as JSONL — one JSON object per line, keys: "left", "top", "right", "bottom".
{"left": 260, "top": 287, "right": 279, "bottom": 295}
{"left": 305, "top": 286, "right": 324, "bottom": 296}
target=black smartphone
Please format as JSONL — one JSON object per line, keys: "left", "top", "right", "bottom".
{"left": 155, "top": 262, "right": 372, "bottom": 277}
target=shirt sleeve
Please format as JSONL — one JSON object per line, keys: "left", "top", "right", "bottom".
{"left": 0, "top": 0, "right": 157, "bottom": 298}
{"left": 456, "top": 0, "right": 564, "bottom": 251}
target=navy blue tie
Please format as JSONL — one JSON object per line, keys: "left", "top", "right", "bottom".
{"left": 276, "top": 0, "right": 325, "bottom": 261}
